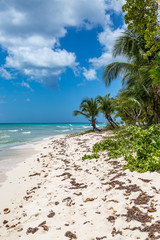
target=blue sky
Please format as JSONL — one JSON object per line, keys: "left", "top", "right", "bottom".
{"left": 0, "top": 0, "right": 126, "bottom": 123}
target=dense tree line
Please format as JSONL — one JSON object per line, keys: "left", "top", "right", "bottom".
{"left": 74, "top": 0, "right": 160, "bottom": 129}
{"left": 74, "top": 0, "right": 160, "bottom": 172}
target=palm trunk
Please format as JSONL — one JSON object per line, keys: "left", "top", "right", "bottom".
{"left": 91, "top": 117, "right": 96, "bottom": 131}
{"left": 152, "top": 84, "right": 160, "bottom": 123}
{"left": 105, "top": 114, "right": 117, "bottom": 128}
{"left": 123, "top": 108, "right": 137, "bottom": 125}
{"left": 91, "top": 117, "right": 100, "bottom": 131}
{"left": 105, "top": 114, "right": 116, "bottom": 128}
{"left": 144, "top": 106, "right": 152, "bottom": 126}
{"left": 110, "top": 116, "right": 118, "bottom": 127}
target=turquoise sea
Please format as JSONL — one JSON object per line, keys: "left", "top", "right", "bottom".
{"left": 0, "top": 123, "right": 106, "bottom": 181}
{"left": 0, "top": 122, "right": 106, "bottom": 153}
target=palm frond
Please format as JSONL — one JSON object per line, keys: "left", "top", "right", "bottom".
{"left": 113, "top": 29, "right": 146, "bottom": 64}
{"left": 103, "top": 62, "right": 137, "bottom": 86}
{"left": 73, "top": 110, "right": 89, "bottom": 118}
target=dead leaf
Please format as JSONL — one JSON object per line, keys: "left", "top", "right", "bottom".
{"left": 148, "top": 207, "right": 156, "bottom": 212}
{"left": 41, "top": 225, "right": 49, "bottom": 231}
{"left": 7, "top": 225, "right": 16, "bottom": 229}
{"left": 84, "top": 198, "right": 95, "bottom": 202}
{"left": 3, "top": 208, "right": 10, "bottom": 214}
{"left": 124, "top": 192, "right": 130, "bottom": 196}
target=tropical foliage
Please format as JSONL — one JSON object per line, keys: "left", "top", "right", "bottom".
{"left": 103, "top": 27, "right": 160, "bottom": 125}
{"left": 151, "top": 53, "right": 160, "bottom": 86}
{"left": 73, "top": 98, "right": 99, "bottom": 131}
{"left": 96, "top": 94, "right": 118, "bottom": 128}
{"left": 76, "top": 0, "right": 160, "bottom": 173}
{"left": 122, "top": 0, "right": 159, "bottom": 57}
{"left": 91, "top": 125, "right": 160, "bottom": 173}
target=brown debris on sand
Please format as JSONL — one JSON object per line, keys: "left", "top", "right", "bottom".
{"left": 47, "top": 210, "right": 55, "bottom": 218}
{"left": 0, "top": 132, "right": 160, "bottom": 240}
{"left": 65, "top": 231, "right": 77, "bottom": 239}
{"left": 26, "top": 227, "right": 38, "bottom": 234}
{"left": 124, "top": 206, "right": 152, "bottom": 223}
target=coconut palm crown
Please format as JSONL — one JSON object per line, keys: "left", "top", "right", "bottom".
{"left": 73, "top": 98, "right": 99, "bottom": 131}
{"left": 103, "top": 29, "right": 149, "bottom": 87}
{"left": 96, "top": 94, "right": 117, "bottom": 128}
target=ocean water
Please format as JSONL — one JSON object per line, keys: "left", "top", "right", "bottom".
{"left": 0, "top": 123, "right": 106, "bottom": 153}
{"left": 0, "top": 123, "right": 106, "bottom": 182}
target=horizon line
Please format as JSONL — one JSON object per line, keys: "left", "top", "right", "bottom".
{"left": 0, "top": 122, "right": 105, "bottom": 124}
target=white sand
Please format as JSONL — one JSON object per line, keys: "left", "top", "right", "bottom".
{"left": 0, "top": 132, "right": 160, "bottom": 240}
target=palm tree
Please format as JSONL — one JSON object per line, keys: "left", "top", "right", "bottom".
{"left": 73, "top": 98, "right": 99, "bottom": 131}
{"left": 116, "top": 89, "right": 144, "bottom": 126}
{"left": 103, "top": 28, "right": 160, "bottom": 124}
{"left": 96, "top": 94, "right": 118, "bottom": 128}
{"left": 103, "top": 29, "right": 149, "bottom": 87}
{"left": 115, "top": 78, "right": 154, "bottom": 126}
{"left": 151, "top": 53, "right": 160, "bottom": 86}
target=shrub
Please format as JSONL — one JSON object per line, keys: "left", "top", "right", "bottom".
{"left": 92, "top": 124, "right": 160, "bottom": 173}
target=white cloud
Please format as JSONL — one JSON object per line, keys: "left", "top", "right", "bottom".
{"left": 83, "top": 68, "right": 97, "bottom": 81}
{"left": 0, "top": 67, "right": 12, "bottom": 79}
{"left": 105, "top": 0, "right": 126, "bottom": 13}
{"left": 26, "top": 98, "right": 31, "bottom": 102}
{"left": 5, "top": 47, "right": 77, "bottom": 78}
{"left": 21, "top": 81, "right": 32, "bottom": 90}
{"left": 98, "top": 26, "right": 126, "bottom": 52}
{"left": 90, "top": 52, "right": 114, "bottom": 68}
{"left": 82, "top": 25, "right": 126, "bottom": 80}
{"left": 0, "top": 0, "right": 125, "bottom": 87}
{"left": 91, "top": 25, "right": 126, "bottom": 68}
{"left": 90, "top": 52, "right": 126, "bottom": 69}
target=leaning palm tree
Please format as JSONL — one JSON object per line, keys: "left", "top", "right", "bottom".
{"left": 116, "top": 88, "right": 144, "bottom": 126}
{"left": 96, "top": 94, "right": 118, "bottom": 128}
{"left": 73, "top": 98, "right": 99, "bottom": 131}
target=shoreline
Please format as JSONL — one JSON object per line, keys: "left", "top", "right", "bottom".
{"left": 0, "top": 134, "right": 67, "bottom": 185}
{"left": 0, "top": 132, "right": 160, "bottom": 239}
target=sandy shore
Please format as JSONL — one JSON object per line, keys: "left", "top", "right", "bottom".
{"left": 0, "top": 132, "right": 160, "bottom": 240}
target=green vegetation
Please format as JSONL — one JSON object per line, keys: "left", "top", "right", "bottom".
{"left": 74, "top": 0, "right": 160, "bottom": 173}
{"left": 82, "top": 153, "right": 100, "bottom": 160}
{"left": 104, "top": 27, "right": 160, "bottom": 125}
{"left": 73, "top": 98, "right": 99, "bottom": 131}
{"left": 96, "top": 94, "right": 118, "bottom": 129}
{"left": 92, "top": 125, "right": 160, "bottom": 173}
{"left": 122, "top": 0, "right": 159, "bottom": 57}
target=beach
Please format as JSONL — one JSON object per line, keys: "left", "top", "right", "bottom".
{"left": 0, "top": 132, "right": 160, "bottom": 240}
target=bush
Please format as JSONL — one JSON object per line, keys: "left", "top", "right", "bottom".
{"left": 92, "top": 124, "right": 160, "bottom": 173}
